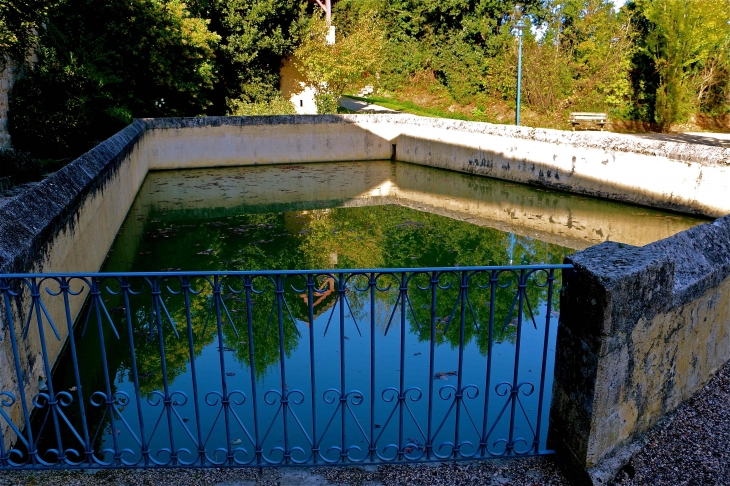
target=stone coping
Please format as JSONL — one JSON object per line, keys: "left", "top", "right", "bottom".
{"left": 144, "top": 115, "right": 730, "bottom": 167}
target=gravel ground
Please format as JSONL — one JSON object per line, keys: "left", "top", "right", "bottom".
{"left": 613, "top": 359, "right": 730, "bottom": 486}
{"left": 0, "top": 457, "right": 570, "bottom": 486}
{"left": 1, "top": 362, "right": 729, "bottom": 486}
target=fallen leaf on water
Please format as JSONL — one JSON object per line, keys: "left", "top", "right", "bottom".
{"left": 434, "top": 371, "right": 458, "bottom": 380}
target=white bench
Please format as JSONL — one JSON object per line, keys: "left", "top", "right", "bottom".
{"left": 569, "top": 112, "right": 608, "bottom": 131}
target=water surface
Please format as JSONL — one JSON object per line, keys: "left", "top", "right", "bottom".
{"left": 38, "top": 161, "right": 705, "bottom": 465}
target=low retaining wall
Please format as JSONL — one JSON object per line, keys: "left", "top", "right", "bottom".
{"left": 550, "top": 215, "right": 730, "bottom": 484}
{"left": 142, "top": 115, "right": 730, "bottom": 217}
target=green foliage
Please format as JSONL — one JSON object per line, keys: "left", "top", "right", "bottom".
{"left": 332, "top": 0, "right": 640, "bottom": 118}
{"left": 0, "top": 148, "right": 42, "bottom": 182}
{"left": 293, "top": 14, "right": 386, "bottom": 113}
{"left": 0, "top": 0, "right": 60, "bottom": 66}
{"left": 638, "top": 0, "right": 730, "bottom": 129}
{"left": 228, "top": 94, "right": 296, "bottom": 115}
{"left": 216, "top": 0, "right": 307, "bottom": 106}
{"left": 7, "top": 0, "right": 730, "bottom": 161}
{"left": 9, "top": 48, "right": 130, "bottom": 158}
{"left": 9, "top": 0, "right": 219, "bottom": 158}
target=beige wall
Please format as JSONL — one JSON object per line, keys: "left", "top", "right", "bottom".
{"left": 588, "top": 274, "right": 730, "bottom": 462}
{"left": 280, "top": 57, "right": 317, "bottom": 115}
{"left": 395, "top": 127, "right": 730, "bottom": 218}
{"left": 143, "top": 120, "right": 391, "bottom": 170}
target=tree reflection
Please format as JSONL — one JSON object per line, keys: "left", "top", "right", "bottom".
{"left": 43, "top": 203, "right": 571, "bottom": 460}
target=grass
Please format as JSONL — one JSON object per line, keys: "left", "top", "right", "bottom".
{"left": 343, "top": 94, "right": 477, "bottom": 121}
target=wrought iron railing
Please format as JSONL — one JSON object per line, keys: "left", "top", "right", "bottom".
{"left": 0, "top": 265, "right": 571, "bottom": 469}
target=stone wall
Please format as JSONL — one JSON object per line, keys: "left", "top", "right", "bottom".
{"left": 0, "top": 60, "right": 14, "bottom": 149}
{"left": 550, "top": 214, "right": 730, "bottom": 484}
{"left": 143, "top": 115, "right": 730, "bottom": 218}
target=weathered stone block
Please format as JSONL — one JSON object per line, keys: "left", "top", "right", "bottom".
{"left": 550, "top": 217, "right": 730, "bottom": 484}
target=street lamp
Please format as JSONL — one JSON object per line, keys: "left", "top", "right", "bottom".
{"left": 514, "top": 18, "right": 526, "bottom": 126}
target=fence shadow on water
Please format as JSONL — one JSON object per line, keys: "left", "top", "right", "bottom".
{"left": 0, "top": 265, "right": 570, "bottom": 469}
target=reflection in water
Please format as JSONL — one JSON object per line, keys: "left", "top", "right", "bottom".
{"left": 35, "top": 162, "right": 705, "bottom": 465}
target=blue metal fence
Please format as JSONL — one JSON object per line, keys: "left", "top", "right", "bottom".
{"left": 0, "top": 265, "right": 571, "bottom": 469}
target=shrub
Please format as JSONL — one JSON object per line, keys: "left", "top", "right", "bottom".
{"left": 228, "top": 96, "right": 296, "bottom": 116}
{"left": 0, "top": 149, "right": 43, "bottom": 184}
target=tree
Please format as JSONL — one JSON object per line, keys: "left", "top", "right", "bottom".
{"left": 216, "top": 0, "right": 307, "bottom": 110}
{"left": 0, "top": 0, "right": 60, "bottom": 66}
{"left": 8, "top": 0, "right": 219, "bottom": 158}
{"left": 638, "top": 0, "right": 730, "bottom": 129}
{"left": 293, "top": 14, "right": 385, "bottom": 113}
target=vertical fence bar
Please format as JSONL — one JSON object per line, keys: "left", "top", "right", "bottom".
{"left": 338, "top": 273, "right": 346, "bottom": 463}
{"left": 244, "top": 276, "right": 262, "bottom": 465}
{"left": 92, "top": 277, "right": 121, "bottom": 464}
{"left": 212, "top": 276, "right": 233, "bottom": 464}
{"left": 533, "top": 269, "right": 555, "bottom": 453}
{"left": 276, "top": 275, "right": 291, "bottom": 464}
{"left": 480, "top": 270, "right": 498, "bottom": 457}
{"left": 30, "top": 279, "right": 65, "bottom": 464}
{"left": 398, "top": 272, "right": 406, "bottom": 460}
{"left": 181, "top": 277, "right": 205, "bottom": 465}
{"left": 369, "top": 273, "right": 376, "bottom": 462}
{"left": 121, "top": 277, "right": 149, "bottom": 466}
{"left": 0, "top": 404, "right": 6, "bottom": 468}
{"left": 452, "top": 271, "right": 468, "bottom": 458}
{"left": 152, "top": 278, "right": 177, "bottom": 464}
{"left": 306, "top": 276, "right": 318, "bottom": 463}
{"left": 426, "top": 271, "right": 437, "bottom": 459}
{"left": 60, "top": 278, "right": 92, "bottom": 465}
{"left": 506, "top": 270, "right": 527, "bottom": 455}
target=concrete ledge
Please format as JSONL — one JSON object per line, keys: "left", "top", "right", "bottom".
{"left": 550, "top": 214, "right": 730, "bottom": 484}
{"left": 145, "top": 115, "right": 730, "bottom": 168}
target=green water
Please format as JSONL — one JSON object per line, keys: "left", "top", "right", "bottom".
{"left": 35, "top": 161, "right": 705, "bottom": 465}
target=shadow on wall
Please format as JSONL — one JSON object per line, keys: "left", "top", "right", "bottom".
{"left": 393, "top": 130, "right": 729, "bottom": 218}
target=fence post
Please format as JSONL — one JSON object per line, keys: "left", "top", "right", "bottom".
{"left": 549, "top": 243, "right": 674, "bottom": 484}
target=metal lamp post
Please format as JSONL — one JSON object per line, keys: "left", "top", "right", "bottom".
{"left": 515, "top": 18, "right": 525, "bottom": 126}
